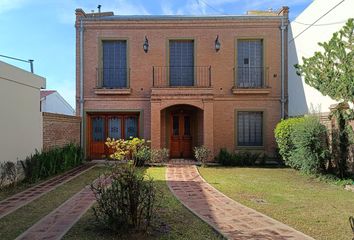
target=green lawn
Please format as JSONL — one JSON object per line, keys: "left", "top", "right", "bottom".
{"left": 64, "top": 167, "right": 222, "bottom": 240}
{"left": 0, "top": 166, "right": 105, "bottom": 240}
{"left": 199, "top": 167, "right": 354, "bottom": 240}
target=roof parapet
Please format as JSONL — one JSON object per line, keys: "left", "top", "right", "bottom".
{"left": 75, "top": 8, "right": 113, "bottom": 19}
{"left": 75, "top": 8, "right": 86, "bottom": 19}
{"left": 247, "top": 6, "right": 289, "bottom": 18}
{"left": 278, "top": 6, "right": 289, "bottom": 18}
{"left": 75, "top": 6, "right": 289, "bottom": 21}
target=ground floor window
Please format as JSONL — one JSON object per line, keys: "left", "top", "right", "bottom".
{"left": 88, "top": 112, "right": 140, "bottom": 159}
{"left": 237, "top": 111, "right": 263, "bottom": 146}
{"left": 90, "top": 113, "right": 139, "bottom": 142}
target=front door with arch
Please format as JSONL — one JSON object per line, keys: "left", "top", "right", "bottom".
{"left": 170, "top": 111, "right": 193, "bottom": 158}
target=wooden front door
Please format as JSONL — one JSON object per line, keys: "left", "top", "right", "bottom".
{"left": 170, "top": 112, "right": 192, "bottom": 158}
{"left": 88, "top": 113, "right": 139, "bottom": 159}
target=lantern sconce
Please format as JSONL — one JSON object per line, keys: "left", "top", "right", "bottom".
{"left": 143, "top": 36, "right": 149, "bottom": 53}
{"left": 215, "top": 35, "right": 221, "bottom": 52}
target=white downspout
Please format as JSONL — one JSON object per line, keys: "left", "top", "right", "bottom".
{"left": 280, "top": 17, "right": 286, "bottom": 119}
{"left": 79, "top": 19, "right": 84, "bottom": 149}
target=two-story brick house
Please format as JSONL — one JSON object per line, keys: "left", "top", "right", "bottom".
{"left": 75, "top": 7, "right": 289, "bottom": 160}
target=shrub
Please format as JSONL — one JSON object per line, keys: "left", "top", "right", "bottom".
{"left": 135, "top": 146, "right": 151, "bottom": 167}
{"left": 105, "top": 138, "right": 131, "bottom": 160}
{"left": 20, "top": 143, "right": 83, "bottom": 183}
{"left": 0, "top": 161, "right": 18, "bottom": 188}
{"left": 216, "top": 148, "right": 232, "bottom": 166}
{"left": 106, "top": 137, "right": 150, "bottom": 166}
{"left": 274, "top": 117, "right": 305, "bottom": 163}
{"left": 150, "top": 148, "right": 169, "bottom": 163}
{"left": 216, "top": 149, "right": 261, "bottom": 166}
{"left": 194, "top": 146, "right": 211, "bottom": 166}
{"left": 91, "top": 164, "right": 157, "bottom": 233}
{"left": 289, "top": 116, "right": 329, "bottom": 174}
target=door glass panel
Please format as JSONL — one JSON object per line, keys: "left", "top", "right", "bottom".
{"left": 92, "top": 117, "right": 104, "bottom": 142}
{"left": 125, "top": 116, "right": 138, "bottom": 139}
{"left": 184, "top": 116, "right": 191, "bottom": 136}
{"left": 173, "top": 116, "right": 179, "bottom": 136}
{"left": 108, "top": 117, "right": 121, "bottom": 140}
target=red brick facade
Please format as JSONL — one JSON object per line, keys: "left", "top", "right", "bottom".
{"left": 75, "top": 8, "right": 289, "bottom": 159}
{"left": 42, "top": 112, "right": 81, "bottom": 150}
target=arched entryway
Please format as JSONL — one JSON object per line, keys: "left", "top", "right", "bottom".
{"left": 161, "top": 104, "right": 203, "bottom": 158}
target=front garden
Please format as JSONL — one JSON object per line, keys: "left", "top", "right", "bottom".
{"left": 199, "top": 167, "right": 354, "bottom": 240}
{"left": 0, "top": 140, "right": 221, "bottom": 239}
{"left": 64, "top": 167, "right": 221, "bottom": 240}
{"left": 0, "top": 164, "right": 221, "bottom": 239}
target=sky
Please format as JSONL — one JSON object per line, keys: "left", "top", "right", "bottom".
{"left": 0, "top": 0, "right": 313, "bottom": 108}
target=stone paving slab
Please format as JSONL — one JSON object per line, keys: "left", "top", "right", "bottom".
{"left": 166, "top": 164, "right": 315, "bottom": 240}
{"left": 15, "top": 176, "right": 110, "bottom": 240}
{"left": 0, "top": 163, "right": 95, "bottom": 219}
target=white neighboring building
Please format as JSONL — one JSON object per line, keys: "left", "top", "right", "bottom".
{"left": 40, "top": 90, "right": 75, "bottom": 116}
{"left": 288, "top": 0, "right": 354, "bottom": 116}
{"left": 0, "top": 60, "right": 46, "bottom": 163}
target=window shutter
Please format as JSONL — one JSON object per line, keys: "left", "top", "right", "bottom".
{"left": 125, "top": 116, "right": 138, "bottom": 139}
{"left": 237, "top": 40, "right": 263, "bottom": 88}
{"left": 92, "top": 117, "right": 104, "bottom": 142}
{"left": 169, "top": 40, "right": 194, "bottom": 86}
{"left": 102, "top": 40, "right": 127, "bottom": 88}
{"left": 108, "top": 117, "right": 122, "bottom": 140}
{"left": 237, "top": 111, "right": 263, "bottom": 146}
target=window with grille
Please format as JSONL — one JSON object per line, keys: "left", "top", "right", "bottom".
{"left": 92, "top": 117, "right": 104, "bottom": 142}
{"left": 125, "top": 116, "right": 138, "bottom": 139}
{"left": 91, "top": 114, "right": 138, "bottom": 142}
{"left": 102, "top": 40, "right": 127, "bottom": 88}
{"left": 169, "top": 40, "right": 194, "bottom": 86}
{"left": 108, "top": 117, "right": 122, "bottom": 140}
{"left": 237, "top": 111, "right": 263, "bottom": 146}
{"left": 237, "top": 39, "right": 263, "bottom": 88}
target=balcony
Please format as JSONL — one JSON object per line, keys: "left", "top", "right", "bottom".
{"left": 152, "top": 66, "right": 211, "bottom": 88}
{"left": 151, "top": 66, "right": 213, "bottom": 99}
{"left": 94, "top": 67, "right": 131, "bottom": 95}
{"left": 232, "top": 66, "right": 270, "bottom": 95}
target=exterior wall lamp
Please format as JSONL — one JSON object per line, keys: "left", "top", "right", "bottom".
{"left": 215, "top": 35, "right": 221, "bottom": 52}
{"left": 143, "top": 36, "right": 149, "bottom": 53}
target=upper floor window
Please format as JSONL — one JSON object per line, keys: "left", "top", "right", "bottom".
{"left": 237, "top": 39, "right": 263, "bottom": 88}
{"left": 102, "top": 40, "right": 127, "bottom": 88}
{"left": 237, "top": 111, "right": 263, "bottom": 146}
{"left": 169, "top": 40, "right": 194, "bottom": 86}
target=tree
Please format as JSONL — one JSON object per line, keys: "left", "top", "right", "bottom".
{"left": 295, "top": 18, "right": 354, "bottom": 104}
{"left": 295, "top": 19, "right": 354, "bottom": 178}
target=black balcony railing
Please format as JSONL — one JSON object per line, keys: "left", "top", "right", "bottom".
{"left": 235, "top": 66, "right": 265, "bottom": 88}
{"left": 153, "top": 66, "right": 211, "bottom": 87}
{"left": 96, "top": 67, "right": 130, "bottom": 88}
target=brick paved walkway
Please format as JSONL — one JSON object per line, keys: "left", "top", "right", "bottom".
{"left": 167, "top": 164, "right": 314, "bottom": 240}
{"left": 0, "top": 163, "right": 95, "bottom": 219}
{"left": 15, "top": 176, "right": 110, "bottom": 240}
{"left": 15, "top": 185, "right": 96, "bottom": 240}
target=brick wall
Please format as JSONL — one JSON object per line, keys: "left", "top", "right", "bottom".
{"left": 42, "top": 112, "right": 81, "bottom": 150}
